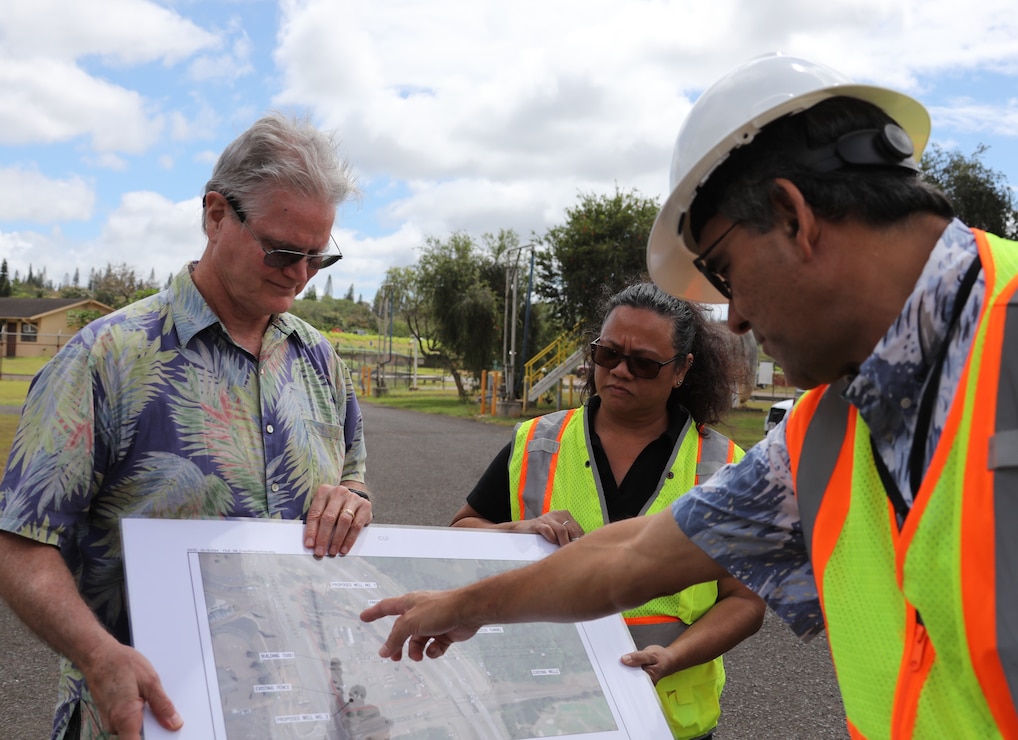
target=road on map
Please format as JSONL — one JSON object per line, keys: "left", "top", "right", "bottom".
{"left": 0, "top": 401, "right": 847, "bottom": 738}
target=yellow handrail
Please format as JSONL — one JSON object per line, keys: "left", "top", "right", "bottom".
{"left": 522, "top": 323, "right": 585, "bottom": 411}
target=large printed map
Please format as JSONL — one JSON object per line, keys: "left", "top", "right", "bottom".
{"left": 122, "top": 519, "right": 670, "bottom": 739}
{"left": 197, "top": 551, "right": 616, "bottom": 739}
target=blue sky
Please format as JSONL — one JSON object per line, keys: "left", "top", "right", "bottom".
{"left": 2, "top": 0, "right": 1017, "bottom": 304}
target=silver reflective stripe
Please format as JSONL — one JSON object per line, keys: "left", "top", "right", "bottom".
{"left": 639, "top": 415, "right": 694, "bottom": 517}
{"left": 695, "top": 427, "right": 731, "bottom": 481}
{"left": 993, "top": 297, "right": 1018, "bottom": 705}
{"left": 519, "top": 411, "right": 571, "bottom": 519}
{"left": 795, "top": 377, "right": 851, "bottom": 561}
{"left": 527, "top": 437, "right": 561, "bottom": 455}
{"left": 582, "top": 407, "right": 611, "bottom": 522}
{"left": 989, "top": 429, "right": 1018, "bottom": 470}
{"left": 627, "top": 620, "right": 689, "bottom": 651}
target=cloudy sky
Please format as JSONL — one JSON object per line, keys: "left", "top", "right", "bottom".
{"left": 2, "top": 0, "right": 1018, "bottom": 304}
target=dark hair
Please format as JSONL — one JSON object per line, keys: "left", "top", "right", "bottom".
{"left": 583, "top": 282, "right": 743, "bottom": 426}
{"left": 689, "top": 96, "right": 953, "bottom": 242}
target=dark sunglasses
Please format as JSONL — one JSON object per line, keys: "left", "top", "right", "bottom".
{"left": 692, "top": 220, "right": 740, "bottom": 299}
{"left": 219, "top": 192, "right": 343, "bottom": 270}
{"left": 589, "top": 342, "right": 682, "bottom": 380}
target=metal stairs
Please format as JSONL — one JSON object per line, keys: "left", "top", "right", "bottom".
{"left": 521, "top": 325, "right": 585, "bottom": 409}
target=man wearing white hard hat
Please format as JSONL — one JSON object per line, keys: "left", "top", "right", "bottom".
{"left": 361, "top": 54, "right": 1018, "bottom": 738}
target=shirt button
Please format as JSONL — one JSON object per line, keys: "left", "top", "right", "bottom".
{"left": 900, "top": 397, "right": 912, "bottom": 409}
{"left": 266, "top": 424, "right": 274, "bottom": 434}
{"left": 271, "top": 483, "right": 280, "bottom": 493}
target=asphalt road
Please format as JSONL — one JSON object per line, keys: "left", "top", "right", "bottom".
{"left": 0, "top": 402, "right": 847, "bottom": 738}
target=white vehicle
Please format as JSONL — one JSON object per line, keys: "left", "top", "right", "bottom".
{"left": 764, "top": 399, "right": 795, "bottom": 433}
{"left": 764, "top": 389, "right": 806, "bottom": 433}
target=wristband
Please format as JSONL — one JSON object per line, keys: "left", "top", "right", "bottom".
{"left": 346, "top": 487, "right": 371, "bottom": 501}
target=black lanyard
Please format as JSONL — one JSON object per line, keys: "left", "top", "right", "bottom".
{"left": 870, "top": 254, "right": 983, "bottom": 526}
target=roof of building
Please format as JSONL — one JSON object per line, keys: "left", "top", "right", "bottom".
{"left": 0, "top": 297, "right": 112, "bottom": 320}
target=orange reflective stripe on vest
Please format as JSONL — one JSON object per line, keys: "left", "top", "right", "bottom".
{"left": 786, "top": 229, "right": 1018, "bottom": 738}
{"left": 513, "top": 408, "right": 578, "bottom": 520}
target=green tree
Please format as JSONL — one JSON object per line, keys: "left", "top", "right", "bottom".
{"left": 91, "top": 263, "right": 145, "bottom": 308}
{"left": 289, "top": 295, "right": 379, "bottom": 333}
{"left": 67, "top": 309, "right": 103, "bottom": 329}
{"left": 59, "top": 286, "right": 91, "bottom": 300}
{"left": 921, "top": 144, "right": 1018, "bottom": 239}
{"left": 0, "top": 260, "right": 10, "bottom": 297}
{"left": 535, "top": 186, "right": 660, "bottom": 333}
{"left": 383, "top": 232, "right": 502, "bottom": 398}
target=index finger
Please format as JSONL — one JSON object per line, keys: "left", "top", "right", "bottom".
{"left": 360, "top": 597, "right": 412, "bottom": 659}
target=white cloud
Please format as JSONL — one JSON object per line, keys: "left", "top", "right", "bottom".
{"left": 1, "top": 0, "right": 218, "bottom": 64}
{"left": 6, "top": 0, "right": 1018, "bottom": 307}
{"left": 0, "top": 0, "right": 221, "bottom": 153}
{"left": 188, "top": 18, "right": 255, "bottom": 84}
{"left": 928, "top": 100, "right": 1018, "bottom": 137}
{"left": 0, "top": 167, "right": 95, "bottom": 222}
{"left": 0, "top": 58, "right": 161, "bottom": 152}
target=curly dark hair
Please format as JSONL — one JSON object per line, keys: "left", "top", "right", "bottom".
{"left": 582, "top": 281, "right": 744, "bottom": 426}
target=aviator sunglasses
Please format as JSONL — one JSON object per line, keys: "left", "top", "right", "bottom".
{"left": 217, "top": 192, "right": 343, "bottom": 270}
{"left": 589, "top": 342, "right": 682, "bottom": 380}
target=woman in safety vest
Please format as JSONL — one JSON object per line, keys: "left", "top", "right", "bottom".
{"left": 450, "top": 282, "right": 765, "bottom": 740}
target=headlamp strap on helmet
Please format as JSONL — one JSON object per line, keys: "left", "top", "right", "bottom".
{"left": 797, "top": 123, "right": 919, "bottom": 173}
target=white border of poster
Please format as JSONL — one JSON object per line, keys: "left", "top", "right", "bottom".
{"left": 122, "top": 518, "right": 670, "bottom": 739}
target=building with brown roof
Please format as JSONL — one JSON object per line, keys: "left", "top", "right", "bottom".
{"left": 0, "top": 298, "right": 113, "bottom": 358}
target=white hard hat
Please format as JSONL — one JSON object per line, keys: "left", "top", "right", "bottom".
{"left": 647, "top": 53, "right": 931, "bottom": 302}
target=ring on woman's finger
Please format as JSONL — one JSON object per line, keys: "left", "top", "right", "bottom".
{"left": 562, "top": 519, "right": 570, "bottom": 527}
{"left": 341, "top": 508, "right": 355, "bottom": 518}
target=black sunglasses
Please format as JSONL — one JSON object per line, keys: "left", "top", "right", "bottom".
{"left": 692, "top": 220, "right": 740, "bottom": 299}
{"left": 589, "top": 342, "right": 681, "bottom": 380}
{"left": 219, "top": 192, "right": 343, "bottom": 270}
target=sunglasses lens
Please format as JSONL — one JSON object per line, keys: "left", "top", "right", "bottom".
{"left": 310, "top": 254, "right": 341, "bottom": 270}
{"left": 708, "top": 273, "right": 732, "bottom": 299}
{"left": 629, "top": 359, "right": 660, "bottom": 379}
{"left": 591, "top": 344, "right": 664, "bottom": 379}
{"left": 263, "top": 250, "right": 304, "bottom": 269}
{"left": 591, "top": 345, "right": 621, "bottom": 369}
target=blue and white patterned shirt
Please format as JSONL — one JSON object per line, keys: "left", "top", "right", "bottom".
{"left": 673, "top": 219, "right": 984, "bottom": 639}
{"left": 0, "top": 264, "right": 366, "bottom": 738}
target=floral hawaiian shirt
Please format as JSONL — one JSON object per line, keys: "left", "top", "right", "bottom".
{"left": 0, "top": 264, "right": 366, "bottom": 738}
{"left": 672, "top": 219, "right": 985, "bottom": 640}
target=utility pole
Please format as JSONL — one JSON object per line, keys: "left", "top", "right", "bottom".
{"left": 501, "top": 243, "right": 535, "bottom": 401}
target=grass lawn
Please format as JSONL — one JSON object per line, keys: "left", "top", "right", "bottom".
{"left": 0, "top": 368, "right": 772, "bottom": 468}
{"left": 0, "top": 357, "right": 48, "bottom": 378}
{"left": 361, "top": 386, "right": 769, "bottom": 450}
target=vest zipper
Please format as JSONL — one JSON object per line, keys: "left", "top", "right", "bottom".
{"left": 892, "top": 612, "right": 934, "bottom": 738}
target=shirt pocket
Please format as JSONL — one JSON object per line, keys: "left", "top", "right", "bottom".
{"left": 303, "top": 418, "right": 346, "bottom": 493}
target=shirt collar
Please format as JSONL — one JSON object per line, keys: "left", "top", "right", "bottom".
{"left": 585, "top": 393, "right": 689, "bottom": 446}
{"left": 170, "top": 262, "right": 304, "bottom": 348}
{"left": 845, "top": 218, "right": 981, "bottom": 435}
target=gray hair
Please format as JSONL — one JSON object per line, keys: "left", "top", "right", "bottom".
{"left": 202, "top": 112, "right": 357, "bottom": 232}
